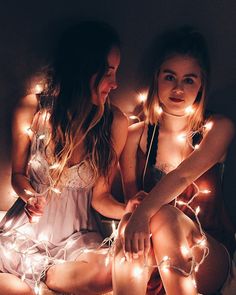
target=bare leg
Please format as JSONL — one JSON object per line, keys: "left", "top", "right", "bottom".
{"left": 0, "top": 273, "right": 34, "bottom": 295}
{"left": 46, "top": 251, "right": 112, "bottom": 295}
{"left": 112, "top": 214, "right": 153, "bottom": 295}
{"left": 150, "top": 205, "right": 229, "bottom": 295}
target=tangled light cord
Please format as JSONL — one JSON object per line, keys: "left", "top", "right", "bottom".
{"left": 1, "top": 98, "right": 215, "bottom": 294}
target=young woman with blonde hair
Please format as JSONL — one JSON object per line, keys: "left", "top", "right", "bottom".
{"left": 113, "top": 27, "right": 235, "bottom": 295}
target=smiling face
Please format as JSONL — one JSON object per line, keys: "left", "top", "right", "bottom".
{"left": 90, "top": 46, "right": 120, "bottom": 105}
{"left": 157, "top": 54, "right": 202, "bottom": 116}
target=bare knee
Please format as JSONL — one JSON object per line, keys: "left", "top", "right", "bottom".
{"left": 150, "top": 205, "right": 182, "bottom": 234}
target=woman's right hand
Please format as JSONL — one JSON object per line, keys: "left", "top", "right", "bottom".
{"left": 125, "top": 190, "right": 148, "bottom": 213}
{"left": 24, "top": 195, "right": 46, "bottom": 223}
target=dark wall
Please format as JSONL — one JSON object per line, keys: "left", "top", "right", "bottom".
{"left": 0, "top": 0, "right": 235, "bottom": 221}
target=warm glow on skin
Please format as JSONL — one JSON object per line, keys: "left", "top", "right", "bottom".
{"left": 132, "top": 266, "right": 143, "bottom": 278}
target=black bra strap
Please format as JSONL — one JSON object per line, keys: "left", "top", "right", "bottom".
{"left": 146, "top": 123, "right": 159, "bottom": 166}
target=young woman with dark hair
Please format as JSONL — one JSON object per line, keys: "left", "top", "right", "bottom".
{"left": 0, "top": 21, "right": 136, "bottom": 295}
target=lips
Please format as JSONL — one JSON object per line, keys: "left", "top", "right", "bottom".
{"left": 169, "top": 97, "right": 184, "bottom": 103}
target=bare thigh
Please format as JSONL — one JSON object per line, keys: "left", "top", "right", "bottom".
{"left": 45, "top": 251, "right": 112, "bottom": 295}
{"left": 150, "top": 205, "right": 229, "bottom": 294}
{"left": 0, "top": 273, "right": 34, "bottom": 295}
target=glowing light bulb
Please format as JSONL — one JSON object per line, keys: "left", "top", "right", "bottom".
{"left": 163, "top": 255, "right": 169, "bottom": 262}
{"left": 4, "top": 220, "right": 13, "bottom": 229}
{"left": 129, "top": 115, "right": 138, "bottom": 120}
{"left": 155, "top": 106, "right": 163, "bottom": 115}
{"left": 51, "top": 188, "right": 61, "bottom": 194}
{"left": 180, "top": 245, "right": 190, "bottom": 256}
{"left": 49, "top": 163, "right": 60, "bottom": 170}
{"left": 162, "top": 265, "right": 169, "bottom": 273}
{"left": 185, "top": 106, "right": 195, "bottom": 115}
{"left": 201, "top": 189, "right": 211, "bottom": 194}
{"left": 176, "top": 200, "right": 186, "bottom": 206}
{"left": 34, "top": 282, "right": 40, "bottom": 295}
{"left": 132, "top": 266, "right": 143, "bottom": 278}
{"left": 38, "top": 134, "right": 46, "bottom": 140}
{"left": 194, "top": 144, "right": 200, "bottom": 150}
{"left": 105, "top": 255, "right": 110, "bottom": 267}
{"left": 38, "top": 233, "right": 49, "bottom": 241}
{"left": 198, "top": 238, "right": 207, "bottom": 247}
{"left": 24, "top": 189, "right": 34, "bottom": 196}
{"left": 34, "top": 84, "right": 44, "bottom": 94}
{"left": 119, "top": 257, "right": 126, "bottom": 265}
{"left": 24, "top": 126, "right": 32, "bottom": 136}
{"left": 138, "top": 92, "right": 147, "bottom": 103}
{"left": 176, "top": 133, "right": 186, "bottom": 142}
{"left": 31, "top": 216, "right": 41, "bottom": 223}
{"left": 194, "top": 265, "right": 199, "bottom": 272}
{"left": 195, "top": 206, "right": 200, "bottom": 215}
{"left": 66, "top": 239, "right": 75, "bottom": 247}
{"left": 204, "top": 121, "right": 213, "bottom": 131}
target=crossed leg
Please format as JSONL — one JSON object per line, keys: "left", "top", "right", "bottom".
{"left": 113, "top": 205, "right": 229, "bottom": 295}
{"left": 150, "top": 205, "right": 229, "bottom": 295}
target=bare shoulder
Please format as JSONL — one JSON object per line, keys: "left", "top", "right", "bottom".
{"left": 111, "top": 104, "right": 128, "bottom": 127}
{"left": 127, "top": 121, "right": 146, "bottom": 145}
{"left": 12, "top": 94, "right": 38, "bottom": 135}
{"left": 208, "top": 114, "right": 235, "bottom": 139}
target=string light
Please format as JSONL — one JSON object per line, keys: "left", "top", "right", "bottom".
{"left": 34, "top": 84, "right": 44, "bottom": 95}
{"left": 176, "top": 133, "right": 187, "bottom": 143}
{"left": 2, "top": 92, "right": 215, "bottom": 293}
{"left": 204, "top": 121, "right": 213, "bottom": 131}
{"left": 138, "top": 92, "right": 148, "bottom": 103}
{"left": 155, "top": 106, "right": 163, "bottom": 115}
{"left": 184, "top": 105, "right": 195, "bottom": 115}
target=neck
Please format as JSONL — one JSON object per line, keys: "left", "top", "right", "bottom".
{"left": 159, "top": 110, "right": 189, "bottom": 133}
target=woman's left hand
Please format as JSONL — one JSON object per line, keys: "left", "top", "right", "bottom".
{"left": 123, "top": 210, "right": 151, "bottom": 260}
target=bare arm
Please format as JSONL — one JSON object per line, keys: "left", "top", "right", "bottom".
{"left": 135, "top": 116, "right": 235, "bottom": 220}
{"left": 119, "top": 122, "right": 145, "bottom": 201}
{"left": 11, "top": 94, "right": 38, "bottom": 202}
{"left": 91, "top": 106, "right": 129, "bottom": 219}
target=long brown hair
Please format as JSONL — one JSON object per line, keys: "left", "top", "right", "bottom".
{"left": 41, "top": 21, "right": 120, "bottom": 182}
{"left": 144, "top": 26, "right": 210, "bottom": 132}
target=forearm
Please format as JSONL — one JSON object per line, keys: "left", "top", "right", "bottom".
{"left": 136, "top": 170, "right": 190, "bottom": 220}
{"left": 92, "top": 193, "right": 125, "bottom": 220}
{"left": 11, "top": 173, "right": 37, "bottom": 203}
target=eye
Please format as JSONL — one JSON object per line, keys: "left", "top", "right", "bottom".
{"left": 184, "top": 77, "right": 194, "bottom": 84}
{"left": 164, "top": 74, "right": 175, "bottom": 81}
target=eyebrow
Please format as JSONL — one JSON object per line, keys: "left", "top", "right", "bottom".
{"left": 163, "top": 69, "right": 199, "bottom": 78}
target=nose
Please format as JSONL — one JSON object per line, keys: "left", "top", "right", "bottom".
{"left": 110, "top": 76, "right": 118, "bottom": 90}
{"left": 172, "top": 82, "right": 184, "bottom": 95}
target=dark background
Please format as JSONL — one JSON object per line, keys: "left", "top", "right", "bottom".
{"left": 0, "top": 0, "right": 235, "bottom": 224}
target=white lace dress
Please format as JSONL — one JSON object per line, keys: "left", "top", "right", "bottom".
{"left": 0, "top": 113, "right": 104, "bottom": 293}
